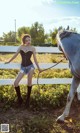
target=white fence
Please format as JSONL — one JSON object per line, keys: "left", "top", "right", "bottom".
{"left": 0, "top": 46, "right": 72, "bottom": 85}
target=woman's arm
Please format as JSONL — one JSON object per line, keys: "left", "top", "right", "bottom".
{"left": 5, "top": 45, "right": 22, "bottom": 64}
{"left": 33, "top": 47, "right": 42, "bottom": 72}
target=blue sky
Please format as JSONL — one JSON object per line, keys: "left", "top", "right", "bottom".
{"left": 0, "top": 0, "right": 80, "bottom": 36}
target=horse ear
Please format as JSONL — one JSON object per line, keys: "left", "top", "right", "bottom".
{"left": 66, "top": 26, "right": 69, "bottom": 30}
{"left": 58, "top": 27, "right": 62, "bottom": 33}
{"left": 58, "top": 27, "right": 60, "bottom": 31}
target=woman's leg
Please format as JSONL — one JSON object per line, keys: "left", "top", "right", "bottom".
{"left": 14, "top": 72, "right": 25, "bottom": 87}
{"left": 26, "top": 68, "right": 34, "bottom": 107}
{"left": 27, "top": 67, "right": 34, "bottom": 86}
{"left": 14, "top": 72, "right": 25, "bottom": 104}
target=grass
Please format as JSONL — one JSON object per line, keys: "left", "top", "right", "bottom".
{"left": 0, "top": 53, "right": 80, "bottom": 133}
{"left": 0, "top": 101, "right": 80, "bottom": 133}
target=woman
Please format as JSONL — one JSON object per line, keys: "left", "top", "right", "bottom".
{"left": 5, "top": 34, "right": 42, "bottom": 107}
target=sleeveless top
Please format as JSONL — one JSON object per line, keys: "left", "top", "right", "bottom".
{"left": 20, "top": 50, "right": 33, "bottom": 67}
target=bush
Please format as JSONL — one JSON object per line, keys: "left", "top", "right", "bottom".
{"left": 0, "top": 84, "right": 69, "bottom": 110}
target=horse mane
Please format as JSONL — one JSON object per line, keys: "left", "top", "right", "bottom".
{"left": 56, "top": 30, "right": 77, "bottom": 51}
{"left": 56, "top": 31, "right": 62, "bottom": 51}
{"left": 57, "top": 30, "right": 77, "bottom": 41}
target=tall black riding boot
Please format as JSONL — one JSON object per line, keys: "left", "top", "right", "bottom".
{"left": 14, "top": 86, "right": 23, "bottom": 105}
{"left": 26, "top": 86, "right": 32, "bottom": 108}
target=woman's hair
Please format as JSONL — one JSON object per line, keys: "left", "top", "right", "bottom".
{"left": 21, "top": 34, "right": 31, "bottom": 45}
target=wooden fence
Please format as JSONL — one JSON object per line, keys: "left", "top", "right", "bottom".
{"left": 0, "top": 46, "right": 73, "bottom": 85}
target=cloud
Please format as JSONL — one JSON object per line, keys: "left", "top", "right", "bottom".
{"left": 44, "top": 16, "right": 80, "bottom": 33}
{"left": 49, "top": 17, "right": 80, "bottom": 23}
{"left": 42, "top": 0, "right": 54, "bottom": 4}
{"left": 41, "top": 0, "right": 56, "bottom": 5}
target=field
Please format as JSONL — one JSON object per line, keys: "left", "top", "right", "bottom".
{"left": 0, "top": 53, "right": 80, "bottom": 133}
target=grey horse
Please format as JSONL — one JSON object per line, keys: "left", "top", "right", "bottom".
{"left": 56, "top": 29, "right": 80, "bottom": 122}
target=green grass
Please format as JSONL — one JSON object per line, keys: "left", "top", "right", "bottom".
{"left": 0, "top": 53, "right": 79, "bottom": 133}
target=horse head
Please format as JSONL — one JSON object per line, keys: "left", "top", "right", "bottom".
{"left": 56, "top": 28, "right": 75, "bottom": 52}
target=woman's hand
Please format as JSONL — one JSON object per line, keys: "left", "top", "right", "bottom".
{"left": 4, "top": 60, "right": 10, "bottom": 64}
{"left": 38, "top": 68, "right": 43, "bottom": 73}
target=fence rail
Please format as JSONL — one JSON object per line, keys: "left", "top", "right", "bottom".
{"left": 0, "top": 63, "right": 69, "bottom": 69}
{"left": 0, "top": 46, "right": 62, "bottom": 53}
{"left": 0, "top": 46, "right": 71, "bottom": 85}
{"left": 0, "top": 78, "right": 72, "bottom": 85}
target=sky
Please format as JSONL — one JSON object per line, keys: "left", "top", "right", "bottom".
{"left": 0, "top": 0, "right": 80, "bottom": 36}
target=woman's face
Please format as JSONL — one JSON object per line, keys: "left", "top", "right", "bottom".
{"left": 24, "top": 37, "right": 31, "bottom": 46}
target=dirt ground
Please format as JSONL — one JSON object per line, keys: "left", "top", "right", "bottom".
{"left": 0, "top": 99, "right": 80, "bottom": 133}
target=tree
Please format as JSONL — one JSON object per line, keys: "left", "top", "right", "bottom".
{"left": 50, "top": 28, "right": 58, "bottom": 45}
{"left": 3, "top": 31, "right": 16, "bottom": 42}
{"left": 0, "top": 37, "right": 3, "bottom": 42}
{"left": 44, "top": 33, "right": 52, "bottom": 44}
{"left": 30, "top": 22, "right": 45, "bottom": 45}
{"left": 17, "top": 26, "right": 30, "bottom": 42}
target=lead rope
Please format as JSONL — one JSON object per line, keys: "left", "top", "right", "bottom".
{"left": 37, "top": 58, "right": 65, "bottom": 90}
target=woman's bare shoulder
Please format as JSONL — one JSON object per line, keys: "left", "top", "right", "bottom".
{"left": 31, "top": 46, "right": 35, "bottom": 50}
{"left": 31, "top": 46, "right": 35, "bottom": 49}
{"left": 18, "top": 44, "right": 23, "bottom": 48}
{"left": 31, "top": 46, "right": 36, "bottom": 52}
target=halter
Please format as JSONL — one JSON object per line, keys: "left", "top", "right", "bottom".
{"left": 59, "top": 31, "right": 72, "bottom": 40}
